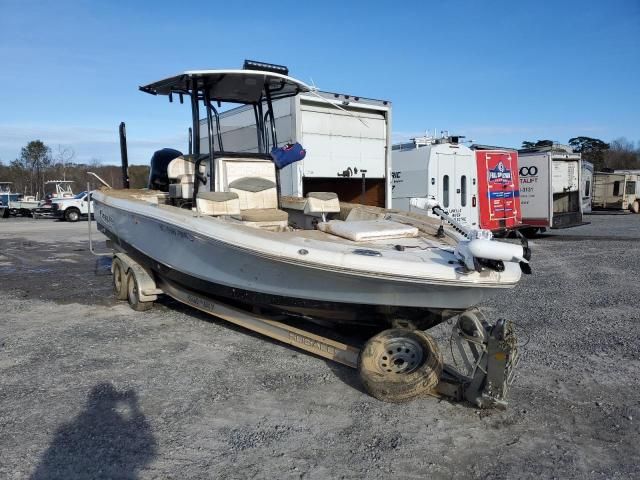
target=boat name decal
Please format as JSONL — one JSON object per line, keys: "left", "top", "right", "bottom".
{"left": 159, "top": 223, "right": 195, "bottom": 242}
{"left": 99, "top": 209, "right": 114, "bottom": 226}
{"left": 288, "top": 332, "right": 336, "bottom": 355}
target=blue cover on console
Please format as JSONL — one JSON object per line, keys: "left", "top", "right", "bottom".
{"left": 270, "top": 142, "right": 306, "bottom": 169}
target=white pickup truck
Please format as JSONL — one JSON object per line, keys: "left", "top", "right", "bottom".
{"left": 52, "top": 191, "right": 94, "bottom": 222}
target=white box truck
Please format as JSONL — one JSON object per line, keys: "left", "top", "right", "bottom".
{"left": 517, "top": 144, "right": 584, "bottom": 234}
{"left": 200, "top": 90, "right": 392, "bottom": 207}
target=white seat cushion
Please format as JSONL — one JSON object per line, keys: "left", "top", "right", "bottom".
{"left": 167, "top": 157, "right": 195, "bottom": 179}
{"left": 229, "top": 177, "right": 278, "bottom": 210}
{"left": 304, "top": 192, "right": 340, "bottom": 215}
{"left": 317, "top": 220, "right": 419, "bottom": 242}
{"left": 196, "top": 191, "right": 240, "bottom": 216}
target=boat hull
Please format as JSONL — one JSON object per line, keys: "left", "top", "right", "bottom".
{"left": 95, "top": 199, "right": 505, "bottom": 327}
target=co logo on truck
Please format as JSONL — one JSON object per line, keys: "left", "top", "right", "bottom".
{"left": 519, "top": 166, "right": 538, "bottom": 177}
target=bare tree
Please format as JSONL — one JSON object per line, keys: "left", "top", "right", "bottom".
{"left": 603, "top": 137, "right": 640, "bottom": 170}
{"left": 54, "top": 145, "right": 75, "bottom": 181}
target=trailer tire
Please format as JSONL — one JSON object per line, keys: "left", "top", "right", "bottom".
{"left": 359, "top": 328, "right": 442, "bottom": 403}
{"left": 126, "top": 270, "right": 154, "bottom": 312}
{"left": 112, "top": 258, "right": 128, "bottom": 301}
{"left": 630, "top": 200, "right": 640, "bottom": 214}
{"left": 65, "top": 208, "right": 80, "bottom": 222}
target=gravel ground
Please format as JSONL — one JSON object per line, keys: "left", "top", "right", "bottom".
{"left": 0, "top": 214, "right": 639, "bottom": 479}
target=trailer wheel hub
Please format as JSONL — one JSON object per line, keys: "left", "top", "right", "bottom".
{"left": 376, "top": 337, "right": 423, "bottom": 374}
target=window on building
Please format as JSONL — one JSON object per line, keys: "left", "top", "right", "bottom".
{"left": 625, "top": 181, "right": 636, "bottom": 195}
{"left": 613, "top": 181, "right": 621, "bottom": 196}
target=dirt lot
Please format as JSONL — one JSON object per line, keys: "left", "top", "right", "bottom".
{"left": 1, "top": 215, "right": 639, "bottom": 479}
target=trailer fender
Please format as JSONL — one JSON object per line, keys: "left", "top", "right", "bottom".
{"left": 113, "top": 252, "right": 161, "bottom": 302}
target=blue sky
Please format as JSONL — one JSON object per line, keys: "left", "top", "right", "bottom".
{"left": 0, "top": 0, "right": 638, "bottom": 165}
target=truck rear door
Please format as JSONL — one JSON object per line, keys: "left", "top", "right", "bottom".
{"left": 518, "top": 154, "right": 550, "bottom": 228}
{"left": 551, "top": 158, "right": 581, "bottom": 228}
{"left": 435, "top": 151, "right": 478, "bottom": 227}
{"left": 476, "top": 150, "right": 521, "bottom": 231}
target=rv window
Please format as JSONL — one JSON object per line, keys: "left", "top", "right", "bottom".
{"left": 625, "top": 181, "right": 636, "bottom": 195}
{"left": 585, "top": 180, "right": 591, "bottom": 196}
{"left": 443, "top": 175, "right": 450, "bottom": 207}
{"left": 613, "top": 181, "right": 621, "bottom": 196}
{"left": 461, "top": 175, "right": 467, "bottom": 206}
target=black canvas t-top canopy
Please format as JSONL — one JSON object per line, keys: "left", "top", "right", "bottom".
{"left": 139, "top": 69, "right": 311, "bottom": 104}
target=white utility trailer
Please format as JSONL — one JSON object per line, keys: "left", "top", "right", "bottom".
{"left": 581, "top": 161, "right": 593, "bottom": 213}
{"left": 200, "top": 90, "right": 392, "bottom": 207}
{"left": 592, "top": 171, "right": 640, "bottom": 213}
{"left": 517, "top": 144, "right": 584, "bottom": 235}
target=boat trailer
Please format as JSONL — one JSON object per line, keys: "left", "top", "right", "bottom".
{"left": 107, "top": 249, "right": 519, "bottom": 408}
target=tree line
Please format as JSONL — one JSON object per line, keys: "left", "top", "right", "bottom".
{"left": 0, "top": 140, "right": 149, "bottom": 198}
{"left": 2, "top": 136, "right": 638, "bottom": 198}
{"left": 521, "top": 136, "right": 640, "bottom": 171}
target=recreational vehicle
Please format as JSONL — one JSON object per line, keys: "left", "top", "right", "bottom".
{"left": 592, "top": 172, "right": 640, "bottom": 213}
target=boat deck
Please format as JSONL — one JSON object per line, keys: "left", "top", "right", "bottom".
{"left": 96, "top": 188, "right": 458, "bottom": 250}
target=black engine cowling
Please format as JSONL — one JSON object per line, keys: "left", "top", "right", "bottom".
{"left": 147, "top": 148, "right": 183, "bottom": 192}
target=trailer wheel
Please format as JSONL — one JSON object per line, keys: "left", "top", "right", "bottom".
{"left": 126, "top": 270, "right": 154, "bottom": 312}
{"left": 630, "top": 200, "right": 640, "bottom": 214}
{"left": 359, "top": 328, "right": 443, "bottom": 403}
{"left": 112, "top": 258, "right": 128, "bottom": 301}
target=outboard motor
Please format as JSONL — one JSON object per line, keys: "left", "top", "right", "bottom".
{"left": 148, "top": 148, "right": 183, "bottom": 192}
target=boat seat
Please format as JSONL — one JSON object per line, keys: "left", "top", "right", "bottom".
{"left": 169, "top": 174, "right": 194, "bottom": 200}
{"left": 229, "top": 176, "right": 278, "bottom": 210}
{"left": 304, "top": 192, "right": 340, "bottom": 215}
{"left": 238, "top": 208, "right": 288, "bottom": 222}
{"left": 235, "top": 208, "right": 289, "bottom": 231}
{"left": 167, "top": 156, "right": 195, "bottom": 179}
{"left": 280, "top": 195, "right": 307, "bottom": 211}
{"left": 317, "top": 219, "right": 419, "bottom": 242}
{"left": 196, "top": 191, "right": 240, "bottom": 216}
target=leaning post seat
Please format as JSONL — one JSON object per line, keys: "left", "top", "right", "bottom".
{"left": 228, "top": 177, "right": 278, "bottom": 210}
{"left": 167, "top": 156, "right": 196, "bottom": 179}
{"left": 228, "top": 176, "right": 289, "bottom": 229}
{"left": 196, "top": 191, "right": 240, "bottom": 216}
{"left": 167, "top": 156, "right": 205, "bottom": 200}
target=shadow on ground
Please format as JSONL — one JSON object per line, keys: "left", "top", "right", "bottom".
{"left": 30, "top": 383, "right": 157, "bottom": 480}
